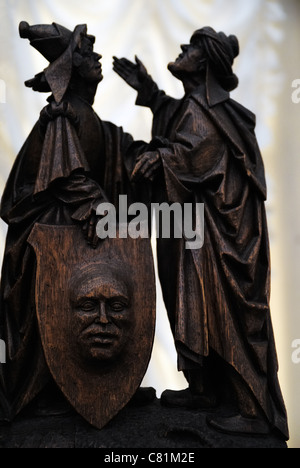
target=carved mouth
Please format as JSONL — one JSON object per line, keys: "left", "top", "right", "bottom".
{"left": 83, "top": 330, "right": 119, "bottom": 346}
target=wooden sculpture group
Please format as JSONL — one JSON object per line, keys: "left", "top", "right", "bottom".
{"left": 0, "top": 21, "right": 288, "bottom": 441}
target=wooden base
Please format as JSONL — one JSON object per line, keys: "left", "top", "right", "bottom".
{"left": 0, "top": 397, "right": 287, "bottom": 449}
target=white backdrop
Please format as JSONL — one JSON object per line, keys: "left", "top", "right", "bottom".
{"left": 0, "top": 0, "right": 299, "bottom": 447}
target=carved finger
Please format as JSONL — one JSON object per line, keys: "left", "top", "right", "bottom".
{"left": 91, "top": 230, "right": 99, "bottom": 249}
{"left": 113, "top": 62, "right": 136, "bottom": 77}
{"left": 87, "top": 227, "right": 94, "bottom": 244}
{"left": 131, "top": 157, "right": 149, "bottom": 181}
{"left": 118, "top": 57, "right": 136, "bottom": 67}
{"left": 133, "top": 153, "right": 161, "bottom": 181}
{"left": 131, "top": 168, "right": 143, "bottom": 182}
{"left": 113, "top": 67, "right": 128, "bottom": 80}
{"left": 135, "top": 55, "right": 147, "bottom": 73}
{"left": 136, "top": 153, "right": 144, "bottom": 163}
{"left": 87, "top": 215, "right": 97, "bottom": 243}
{"left": 142, "top": 160, "right": 161, "bottom": 180}
{"left": 132, "top": 162, "right": 153, "bottom": 182}
{"left": 112, "top": 63, "right": 133, "bottom": 80}
{"left": 113, "top": 57, "right": 136, "bottom": 71}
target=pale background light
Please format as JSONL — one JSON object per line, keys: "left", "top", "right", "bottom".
{"left": 0, "top": 0, "right": 299, "bottom": 448}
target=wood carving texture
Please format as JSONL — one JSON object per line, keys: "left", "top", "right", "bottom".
{"left": 28, "top": 224, "right": 156, "bottom": 429}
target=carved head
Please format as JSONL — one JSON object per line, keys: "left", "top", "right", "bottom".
{"left": 72, "top": 36, "right": 103, "bottom": 85}
{"left": 168, "top": 38, "right": 207, "bottom": 79}
{"left": 168, "top": 26, "right": 239, "bottom": 92}
{"left": 19, "top": 21, "right": 102, "bottom": 103}
{"left": 69, "top": 262, "right": 133, "bottom": 362}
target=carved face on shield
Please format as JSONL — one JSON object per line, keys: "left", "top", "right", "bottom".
{"left": 70, "top": 263, "right": 132, "bottom": 362}
{"left": 28, "top": 224, "right": 155, "bottom": 430}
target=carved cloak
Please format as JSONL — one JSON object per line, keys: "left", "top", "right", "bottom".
{"left": 0, "top": 93, "right": 136, "bottom": 420}
{"left": 135, "top": 78, "right": 289, "bottom": 439}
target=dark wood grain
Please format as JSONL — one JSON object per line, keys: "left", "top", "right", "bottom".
{"left": 27, "top": 224, "right": 155, "bottom": 429}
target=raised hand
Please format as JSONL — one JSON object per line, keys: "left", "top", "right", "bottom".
{"left": 113, "top": 55, "right": 149, "bottom": 91}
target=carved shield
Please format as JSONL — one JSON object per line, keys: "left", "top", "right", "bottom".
{"left": 28, "top": 223, "right": 156, "bottom": 429}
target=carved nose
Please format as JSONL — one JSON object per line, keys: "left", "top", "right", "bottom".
{"left": 96, "top": 302, "right": 109, "bottom": 324}
{"left": 181, "top": 44, "right": 188, "bottom": 52}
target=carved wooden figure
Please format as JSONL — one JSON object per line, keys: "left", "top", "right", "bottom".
{"left": 0, "top": 22, "right": 155, "bottom": 427}
{"left": 0, "top": 20, "right": 289, "bottom": 446}
{"left": 113, "top": 26, "right": 289, "bottom": 440}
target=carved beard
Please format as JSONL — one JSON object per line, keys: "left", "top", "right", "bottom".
{"left": 167, "top": 58, "right": 207, "bottom": 81}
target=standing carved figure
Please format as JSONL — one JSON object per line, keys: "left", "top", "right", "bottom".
{"left": 113, "top": 27, "right": 289, "bottom": 439}
{"left": 0, "top": 22, "right": 153, "bottom": 424}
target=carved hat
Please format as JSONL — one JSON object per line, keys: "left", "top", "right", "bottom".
{"left": 191, "top": 26, "right": 239, "bottom": 92}
{"left": 19, "top": 21, "right": 95, "bottom": 104}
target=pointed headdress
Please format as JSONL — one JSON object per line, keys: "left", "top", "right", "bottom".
{"left": 19, "top": 21, "right": 94, "bottom": 104}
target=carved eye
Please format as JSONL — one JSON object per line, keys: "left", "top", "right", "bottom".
{"left": 109, "top": 299, "right": 128, "bottom": 313}
{"left": 79, "top": 300, "right": 97, "bottom": 312}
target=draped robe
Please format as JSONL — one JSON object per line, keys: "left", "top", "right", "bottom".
{"left": 134, "top": 76, "right": 289, "bottom": 439}
{"left": 0, "top": 93, "right": 136, "bottom": 420}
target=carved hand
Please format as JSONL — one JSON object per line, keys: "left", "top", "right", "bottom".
{"left": 72, "top": 197, "right": 107, "bottom": 249}
{"left": 113, "top": 55, "right": 148, "bottom": 91}
{"left": 131, "top": 151, "right": 161, "bottom": 182}
{"left": 81, "top": 198, "right": 107, "bottom": 249}
{"left": 82, "top": 211, "right": 100, "bottom": 249}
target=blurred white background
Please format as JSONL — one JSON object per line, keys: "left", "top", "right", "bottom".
{"left": 0, "top": 0, "right": 299, "bottom": 447}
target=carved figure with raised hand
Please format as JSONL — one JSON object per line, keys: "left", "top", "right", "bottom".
{"left": 113, "top": 27, "right": 289, "bottom": 439}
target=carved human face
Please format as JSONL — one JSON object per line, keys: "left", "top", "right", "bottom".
{"left": 168, "top": 41, "right": 206, "bottom": 79}
{"left": 70, "top": 263, "right": 133, "bottom": 362}
{"left": 74, "top": 36, "right": 103, "bottom": 84}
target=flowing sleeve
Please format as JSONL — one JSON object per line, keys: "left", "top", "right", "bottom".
{"left": 135, "top": 75, "right": 177, "bottom": 115}
{"left": 155, "top": 99, "right": 225, "bottom": 203}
